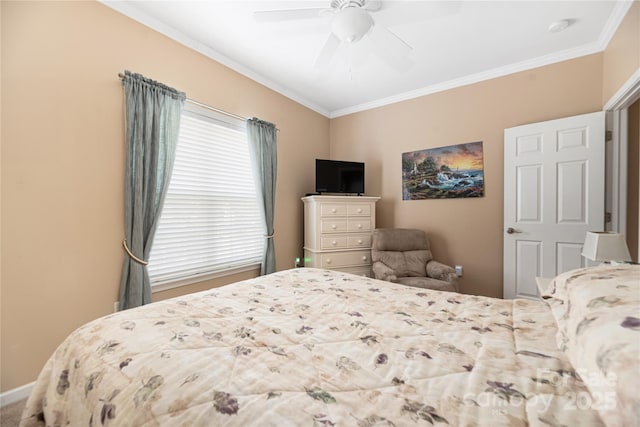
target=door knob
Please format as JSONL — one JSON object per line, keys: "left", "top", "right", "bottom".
{"left": 506, "top": 227, "right": 521, "bottom": 234}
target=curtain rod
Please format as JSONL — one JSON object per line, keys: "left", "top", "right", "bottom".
{"left": 118, "top": 73, "right": 278, "bottom": 131}
{"left": 186, "top": 98, "right": 246, "bottom": 122}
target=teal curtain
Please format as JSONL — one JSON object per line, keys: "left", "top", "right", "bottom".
{"left": 119, "top": 71, "right": 185, "bottom": 310}
{"left": 247, "top": 118, "right": 278, "bottom": 275}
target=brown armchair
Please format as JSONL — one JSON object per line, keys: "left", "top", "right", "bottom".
{"left": 371, "top": 228, "right": 458, "bottom": 292}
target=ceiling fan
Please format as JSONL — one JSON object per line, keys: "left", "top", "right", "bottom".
{"left": 253, "top": 0, "right": 413, "bottom": 70}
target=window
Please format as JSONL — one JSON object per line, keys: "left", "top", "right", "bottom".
{"left": 148, "top": 103, "right": 265, "bottom": 289}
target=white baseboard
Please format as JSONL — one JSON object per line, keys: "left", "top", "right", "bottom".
{"left": 0, "top": 382, "right": 34, "bottom": 407}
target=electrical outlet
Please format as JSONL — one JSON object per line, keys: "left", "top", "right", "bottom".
{"left": 454, "top": 265, "right": 463, "bottom": 277}
{"left": 113, "top": 301, "right": 120, "bottom": 313}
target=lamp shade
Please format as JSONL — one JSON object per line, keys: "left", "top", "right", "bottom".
{"left": 331, "top": 7, "right": 373, "bottom": 43}
{"left": 581, "top": 231, "right": 632, "bottom": 262}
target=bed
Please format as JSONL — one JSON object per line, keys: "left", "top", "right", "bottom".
{"left": 20, "top": 265, "right": 639, "bottom": 426}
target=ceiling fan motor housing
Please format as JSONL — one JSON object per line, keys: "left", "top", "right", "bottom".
{"left": 331, "top": 0, "right": 367, "bottom": 10}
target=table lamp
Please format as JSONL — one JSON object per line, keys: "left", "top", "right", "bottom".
{"left": 581, "top": 231, "right": 632, "bottom": 264}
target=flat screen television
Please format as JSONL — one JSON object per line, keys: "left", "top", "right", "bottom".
{"left": 315, "top": 159, "right": 365, "bottom": 195}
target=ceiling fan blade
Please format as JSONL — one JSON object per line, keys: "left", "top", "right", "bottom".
{"left": 368, "top": 26, "right": 413, "bottom": 70}
{"left": 314, "top": 33, "right": 340, "bottom": 69}
{"left": 253, "top": 8, "right": 327, "bottom": 23}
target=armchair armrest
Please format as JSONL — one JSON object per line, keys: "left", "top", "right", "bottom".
{"left": 426, "top": 260, "right": 459, "bottom": 292}
{"left": 372, "top": 261, "right": 397, "bottom": 282}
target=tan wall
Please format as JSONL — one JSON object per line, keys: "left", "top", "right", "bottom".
{"left": 628, "top": 99, "right": 640, "bottom": 261}
{"left": 603, "top": 1, "right": 640, "bottom": 105}
{"left": 1, "top": 0, "right": 638, "bottom": 395}
{"left": 330, "top": 54, "right": 604, "bottom": 298}
{"left": 0, "top": 1, "right": 329, "bottom": 392}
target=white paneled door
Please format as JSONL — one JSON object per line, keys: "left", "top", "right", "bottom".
{"left": 503, "top": 111, "right": 605, "bottom": 299}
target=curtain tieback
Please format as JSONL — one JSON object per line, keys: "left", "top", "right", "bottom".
{"left": 122, "top": 239, "right": 149, "bottom": 265}
{"left": 264, "top": 231, "right": 275, "bottom": 239}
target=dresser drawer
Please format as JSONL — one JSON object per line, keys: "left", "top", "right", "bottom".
{"left": 321, "top": 236, "right": 348, "bottom": 249}
{"left": 348, "top": 235, "right": 371, "bottom": 248}
{"left": 347, "top": 219, "right": 371, "bottom": 232}
{"left": 347, "top": 204, "right": 371, "bottom": 216}
{"left": 320, "top": 220, "right": 347, "bottom": 233}
{"left": 320, "top": 203, "right": 347, "bottom": 217}
{"left": 320, "top": 250, "right": 371, "bottom": 268}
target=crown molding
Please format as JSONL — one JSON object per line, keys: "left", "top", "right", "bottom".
{"left": 597, "top": 0, "right": 635, "bottom": 50}
{"left": 101, "top": 0, "right": 633, "bottom": 120}
{"left": 331, "top": 0, "right": 635, "bottom": 119}
{"left": 329, "top": 41, "right": 603, "bottom": 118}
{"left": 99, "top": 1, "right": 331, "bottom": 118}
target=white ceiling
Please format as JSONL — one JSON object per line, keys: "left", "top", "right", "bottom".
{"left": 103, "top": 1, "right": 633, "bottom": 118}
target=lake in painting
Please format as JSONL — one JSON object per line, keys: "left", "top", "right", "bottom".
{"left": 402, "top": 141, "right": 485, "bottom": 200}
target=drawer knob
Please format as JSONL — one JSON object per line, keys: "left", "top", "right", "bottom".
{"left": 357, "top": 224, "right": 362, "bottom": 229}
{"left": 326, "top": 259, "right": 331, "bottom": 264}
{"left": 362, "top": 256, "right": 367, "bottom": 261}
{"left": 331, "top": 208, "right": 337, "bottom": 213}
{"left": 332, "top": 240, "right": 337, "bottom": 246}
{"left": 357, "top": 208, "right": 362, "bottom": 213}
{"left": 331, "top": 224, "right": 337, "bottom": 230}
{"left": 357, "top": 239, "right": 363, "bottom": 244}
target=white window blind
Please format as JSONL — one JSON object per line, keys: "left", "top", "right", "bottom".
{"left": 148, "top": 103, "right": 265, "bottom": 287}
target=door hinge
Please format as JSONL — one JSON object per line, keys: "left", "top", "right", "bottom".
{"left": 605, "top": 212, "right": 612, "bottom": 223}
{"left": 605, "top": 130, "right": 613, "bottom": 142}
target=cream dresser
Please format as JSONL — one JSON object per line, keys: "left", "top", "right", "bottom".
{"left": 302, "top": 195, "right": 380, "bottom": 276}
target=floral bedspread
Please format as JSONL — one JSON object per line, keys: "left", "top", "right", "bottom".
{"left": 22, "top": 268, "right": 605, "bottom": 426}
{"left": 542, "top": 265, "right": 640, "bottom": 427}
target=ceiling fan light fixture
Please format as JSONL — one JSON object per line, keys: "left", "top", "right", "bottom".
{"left": 331, "top": 7, "right": 373, "bottom": 43}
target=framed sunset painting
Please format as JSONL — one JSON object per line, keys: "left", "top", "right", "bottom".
{"left": 402, "top": 141, "right": 485, "bottom": 200}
